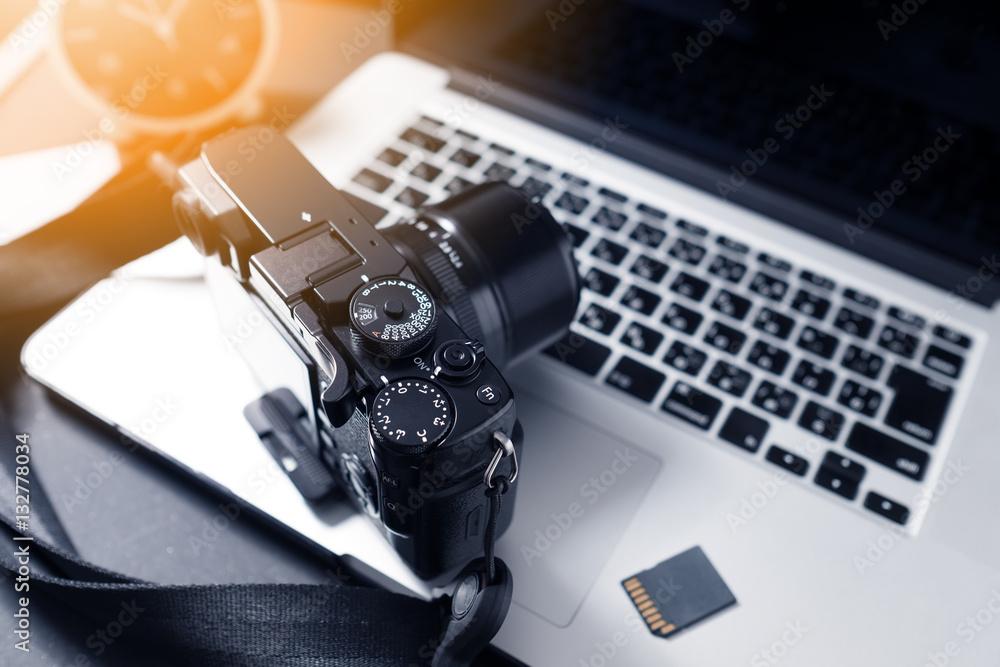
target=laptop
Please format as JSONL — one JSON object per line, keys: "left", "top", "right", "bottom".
{"left": 23, "top": 1, "right": 1000, "bottom": 664}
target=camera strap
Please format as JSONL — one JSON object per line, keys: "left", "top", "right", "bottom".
{"left": 0, "top": 400, "right": 520, "bottom": 666}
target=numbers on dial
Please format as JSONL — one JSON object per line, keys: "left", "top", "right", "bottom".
{"left": 372, "top": 379, "right": 453, "bottom": 449}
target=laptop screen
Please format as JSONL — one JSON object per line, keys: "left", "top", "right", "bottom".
{"left": 398, "top": 0, "right": 1000, "bottom": 305}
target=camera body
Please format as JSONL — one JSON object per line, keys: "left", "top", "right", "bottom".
{"left": 172, "top": 127, "right": 579, "bottom": 579}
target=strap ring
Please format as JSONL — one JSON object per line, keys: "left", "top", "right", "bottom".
{"left": 484, "top": 431, "right": 517, "bottom": 489}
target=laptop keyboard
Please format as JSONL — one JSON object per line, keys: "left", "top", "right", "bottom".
{"left": 344, "top": 114, "right": 977, "bottom": 533}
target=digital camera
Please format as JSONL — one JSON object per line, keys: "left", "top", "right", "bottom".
{"left": 170, "top": 127, "right": 580, "bottom": 579}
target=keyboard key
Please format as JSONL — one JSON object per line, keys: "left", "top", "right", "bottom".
{"left": 579, "top": 303, "right": 622, "bottom": 335}
{"left": 707, "top": 361, "right": 753, "bottom": 397}
{"left": 395, "top": 187, "right": 429, "bottom": 208}
{"left": 833, "top": 307, "right": 875, "bottom": 339}
{"left": 661, "top": 382, "right": 722, "bottom": 429}
{"left": 621, "top": 322, "right": 664, "bottom": 355}
{"left": 560, "top": 171, "right": 589, "bottom": 187}
{"left": 582, "top": 267, "right": 619, "bottom": 296}
{"left": 556, "top": 191, "right": 590, "bottom": 215}
{"left": 758, "top": 253, "right": 792, "bottom": 273}
{"left": 847, "top": 422, "right": 929, "bottom": 481}
{"left": 814, "top": 452, "right": 865, "bottom": 500}
{"left": 593, "top": 206, "right": 627, "bottom": 231}
{"left": 449, "top": 148, "right": 481, "bottom": 168}
{"left": 797, "top": 326, "right": 839, "bottom": 359}
{"left": 704, "top": 321, "right": 747, "bottom": 355}
{"left": 719, "top": 408, "right": 769, "bottom": 452}
{"left": 754, "top": 308, "right": 795, "bottom": 339}
{"left": 484, "top": 162, "right": 517, "bottom": 183}
{"left": 524, "top": 157, "right": 552, "bottom": 171}
{"left": 489, "top": 142, "right": 515, "bottom": 156}
{"left": 838, "top": 380, "right": 882, "bottom": 417}
{"left": 663, "top": 342, "right": 707, "bottom": 375}
{"left": 747, "top": 341, "right": 791, "bottom": 376}
{"left": 663, "top": 302, "right": 704, "bottom": 335}
{"left": 797, "top": 401, "right": 845, "bottom": 440}
{"left": 791, "top": 290, "right": 831, "bottom": 320}
{"left": 766, "top": 446, "right": 809, "bottom": 476}
{"left": 598, "top": 186, "right": 627, "bottom": 202}
{"left": 800, "top": 270, "right": 835, "bottom": 291}
{"left": 887, "top": 307, "right": 926, "bottom": 330}
{"left": 841, "top": 345, "right": 884, "bottom": 379}
{"left": 377, "top": 147, "right": 407, "bottom": 167}
{"left": 668, "top": 238, "right": 707, "bottom": 265}
{"left": 844, "top": 288, "right": 880, "bottom": 310}
{"left": 605, "top": 357, "right": 666, "bottom": 403}
{"left": 419, "top": 115, "right": 444, "bottom": 127}
{"left": 884, "top": 365, "right": 952, "bottom": 445}
{"left": 520, "top": 177, "right": 553, "bottom": 200}
{"left": 933, "top": 325, "right": 971, "bottom": 349}
{"left": 637, "top": 203, "right": 667, "bottom": 220}
{"left": 863, "top": 491, "right": 910, "bottom": 525}
{"left": 923, "top": 345, "right": 964, "bottom": 379}
{"left": 749, "top": 272, "right": 789, "bottom": 301}
{"left": 675, "top": 219, "right": 708, "bottom": 237}
{"left": 563, "top": 223, "right": 589, "bottom": 248}
{"left": 711, "top": 290, "right": 752, "bottom": 321}
{"left": 716, "top": 236, "right": 749, "bottom": 255}
{"left": 401, "top": 128, "right": 445, "bottom": 152}
{"left": 591, "top": 238, "right": 629, "bottom": 265}
{"left": 620, "top": 285, "right": 661, "bottom": 315}
{"left": 353, "top": 168, "right": 393, "bottom": 193}
{"left": 630, "top": 255, "right": 669, "bottom": 283}
{"left": 877, "top": 325, "right": 921, "bottom": 359}
{"left": 670, "top": 272, "right": 710, "bottom": 302}
{"left": 410, "top": 162, "right": 442, "bottom": 182}
{"left": 752, "top": 381, "right": 799, "bottom": 418}
{"left": 543, "top": 332, "right": 610, "bottom": 375}
{"left": 444, "top": 176, "right": 473, "bottom": 196}
{"left": 707, "top": 255, "right": 748, "bottom": 283}
{"left": 630, "top": 222, "right": 666, "bottom": 248}
{"left": 791, "top": 361, "right": 836, "bottom": 396}
{"left": 456, "top": 129, "right": 478, "bottom": 141}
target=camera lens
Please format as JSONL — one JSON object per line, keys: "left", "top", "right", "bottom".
{"left": 384, "top": 182, "right": 580, "bottom": 368}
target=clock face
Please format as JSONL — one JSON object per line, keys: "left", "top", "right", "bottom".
{"left": 57, "top": 0, "right": 274, "bottom": 125}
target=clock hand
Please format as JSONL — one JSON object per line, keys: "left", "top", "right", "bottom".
{"left": 116, "top": 2, "right": 157, "bottom": 28}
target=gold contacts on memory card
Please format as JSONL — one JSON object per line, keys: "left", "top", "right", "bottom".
{"left": 622, "top": 546, "right": 736, "bottom": 638}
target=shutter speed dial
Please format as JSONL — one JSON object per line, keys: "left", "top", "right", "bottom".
{"left": 370, "top": 379, "right": 454, "bottom": 454}
{"left": 349, "top": 278, "right": 438, "bottom": 358}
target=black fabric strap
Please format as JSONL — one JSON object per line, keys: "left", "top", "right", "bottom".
{"left": 0, "top": 401, "right": 453, "bottom": 666}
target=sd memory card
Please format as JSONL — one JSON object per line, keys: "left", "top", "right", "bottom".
{"left": 622, "top": 546, "right": 736, "bottom": 638}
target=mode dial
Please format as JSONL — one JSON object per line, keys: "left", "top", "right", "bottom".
{"left": 349, "top": 278, "right": 438, "bottom": 358}
{"left": 369, "top": 379, "right": 454, "bottom": 454}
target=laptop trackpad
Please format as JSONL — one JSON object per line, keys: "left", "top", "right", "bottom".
{"left": 496, "top": 392, "right": 660, "bottom": 627}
